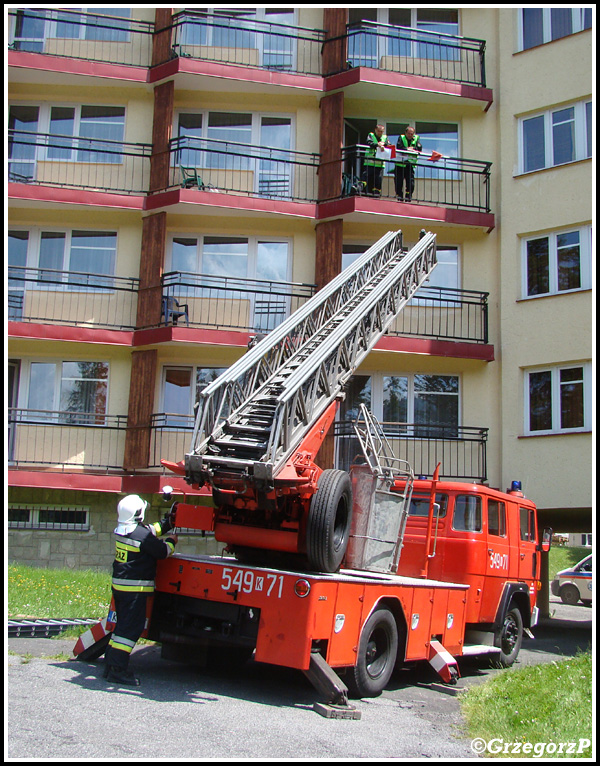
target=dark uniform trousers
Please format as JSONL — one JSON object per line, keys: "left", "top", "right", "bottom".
{"left": 105, "top": 521, "right": 175, "bottom": 671}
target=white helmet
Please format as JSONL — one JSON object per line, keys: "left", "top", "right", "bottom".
{"left": 115, "top": 494, "right": 148, "bottom": 534}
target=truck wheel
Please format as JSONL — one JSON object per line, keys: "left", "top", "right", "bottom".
{"left": 346, "top": 607, "right": 398, "bottom": 698}
{"left": 559, "top": 584, "right": 580, "bottom": 605}
{"left": 306, "top": 469, "right": 353, "bottom": 573}
{"left": 497, "top": 605, "right": 523, "bottom": 667}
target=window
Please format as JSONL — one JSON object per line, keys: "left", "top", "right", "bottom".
{"left": 519, "top": 8, "right": 592, "bottom": 51}
{"left": 525, "top": 364, "right": 590, "bottom": 434}
{"left": 408, "top": 493, "right": 448, "bottom": 517}
{"left": 26, "top": 360, "right": 108, "bottom": 424}
{"left": 340, "top": 372, "right": 459, "bottom": 434}
{"left": 8, "top": 228, "right": 117, "bottom": 287}
{"left": 387, "top": 120, "right": 459, "bottom": 179}
{"left": 453, "top": 495, "right": 482, "bottom": 532}
{"left": 523, "top": 226, "right": 591, "bottom": 297}
{"left": 162, "top": 366, "right": 227, "bottom": 426}
{"left": 8, "top": 504, "right": 90, "bottom": 530}
{"left": 488, "top": 500, "right": 506, "bottom": 537}
{"left": 55, "top": 8, "right": 131, "bottom": 42}
{"left": 520, "top": 101, "right": 591, "bottom": 173}
{"left": 519, "top": 507, "right": 536, "bottom": 542}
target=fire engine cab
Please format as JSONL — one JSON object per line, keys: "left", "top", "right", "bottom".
{"left": 74, "top": 231, "right": 550, "bottom": 715}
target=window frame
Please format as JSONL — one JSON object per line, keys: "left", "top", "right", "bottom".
{"left": 518, "top": 8, "right": 592, "bottom": 52}
{"left": 519, "top": 101, "right": 592, "bottom": 174}
{"left": 524, "top": 362, "right": 591, "bottom": 435}
{"left": 521, "top": 225, "right": 592, "bottom": 298}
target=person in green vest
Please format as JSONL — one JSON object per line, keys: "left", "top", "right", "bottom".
{"left": 395, "top": 126, "right": 422, "bottom": 202}
{"left": 362, "top": 124, "right": 392, "bottom": 196}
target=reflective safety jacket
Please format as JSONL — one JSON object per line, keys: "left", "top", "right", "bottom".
{"left": 112, "top": 521, "right": 176, "bottom": 593}
{"left": 396, "top": 133, "right": 422, "bottom": 165}
{"left": 365, "top": 132, "right": 389, "bottom": 167}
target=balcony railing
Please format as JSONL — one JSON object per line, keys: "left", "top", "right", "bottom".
{"left": 170, "top": 10, "right": 325, "bottom": 75}
{"left": 8, "top": 130, "right": 152, "bottom": 195}
{"left": 335, "top": 420, "right": 488, "bottom": 482}
{"left": 340, "top": 145, "right": 492, "bottom": 213}
{"left": 168, "top": 136, "right": 320, "bottom": 203}
{"left": 388, "top": 286, "right": 489, "bottom": 344}
{"left": 8, "top": 409, "right": 128, "bottom": 472}
{"left": 7, "top": 266, "right": 139, "bottom": 330}
{"left": 8, "top": 8, "right": 153, "bottom": 67}
{"left": 149, "top": 413, "right": 195, "bottom": 470}
{"left": 160, "top": 272, "right": 316, "bottom": 333}
{"left": 341, "top": 21, "right": 486, "bottom": 87}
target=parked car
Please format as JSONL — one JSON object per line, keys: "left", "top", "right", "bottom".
{"left": 551, "top": 554, "right": 592, "bottom": 605}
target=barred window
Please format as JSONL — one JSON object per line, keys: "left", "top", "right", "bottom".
{"left": 8, "top": 504, "right": 90, "bottom": 530}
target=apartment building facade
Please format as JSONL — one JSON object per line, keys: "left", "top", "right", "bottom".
{"left": 7, "top": 7, "right": 593, "bottom": 571}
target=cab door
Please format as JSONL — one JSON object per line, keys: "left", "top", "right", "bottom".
{"left": 479, "top": 497, "right": 511, "bottom": 622}
{"left": 518, "top": 505, "right": 539, "bottom": 600}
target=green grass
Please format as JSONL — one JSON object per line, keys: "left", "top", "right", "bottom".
{"left": 548, "top": 546, "right": 589, "bottom": 579}
{"left": 8, "top": 563, "right": 111, "bottom": 621}
{"left": 461, "top": 652, "right": 593, "bottom": 758}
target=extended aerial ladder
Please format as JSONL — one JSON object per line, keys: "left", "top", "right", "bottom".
{"left": 164, "top": 229, "right": 437, "bottom": 572}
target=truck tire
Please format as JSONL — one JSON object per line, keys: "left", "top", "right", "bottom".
{"left": 559, "top": 583, "right": 580, "bottom": 605}
{"left": 497, "top": 604, "right": 523, "bottom": 667}
{"left": 306, "top": 469, "right": 353, "bottom": 573}
{"left": 346, "top": 607, "right": 398, "bottom": 698}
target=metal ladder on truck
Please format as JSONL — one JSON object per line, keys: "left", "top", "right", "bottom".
{"left": 167, "top": 229, "right": 437, "bottom": 572}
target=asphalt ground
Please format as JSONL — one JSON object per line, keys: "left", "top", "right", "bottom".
{"left": 5, "top": 598, "right": 592, "bottom": 760}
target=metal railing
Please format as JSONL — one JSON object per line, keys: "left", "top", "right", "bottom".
{"left": 388, "top": 286, "right": 489, "bottom": 344}
{"left": 7, "top": 409, "right": 128, "bottom": 472}
{"left": 7, "top": 266, "right": 139, "bottom": 330}
{"left": 340, "top": 145, "right": 492, "bottom": 212}
{"left": 167, "top": 135, "right": 320, "bottom": 202}
{"left": 8, "top": 130, "right": 152, "bottom": 195}
{"left": 340, "top": 21, "right": 486, "bottom": 87}
{"left": 149, "top": 413, "right": 195, "bottom": 470}
{"left": 160, "top": 272, "right": 316, "bottom": 333}
{"left": 7, "top": 8, "right": 153, "bottom": 67}
{"left": 335, "top": 420, "right": 488, "bottom": 482}
{"left": 170, "top": 10, "right": 325, "bottom": 75}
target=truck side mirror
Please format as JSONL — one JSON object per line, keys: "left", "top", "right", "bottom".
{"left": 538, "top": 527, "right": 552, "bottom": 553}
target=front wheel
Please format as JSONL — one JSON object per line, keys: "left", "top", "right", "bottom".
{"left": 346, "top": 607, "right": 398, "bottom": 698}
{"left": 306, "top": 469, "right": 353, "bottom": 573}
{"left": 560, "top": 584, "right": 580, "bottom": 605}
{"left": 496, "top": 605, "right": 523, "bottom": 667}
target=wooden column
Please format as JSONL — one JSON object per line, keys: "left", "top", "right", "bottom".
{"left": 136, "top": 211, "right": 166, "bottom": 329}
{"left": 322, "top": 8, "right": 348, "bottom": 76}
{"left": 152, "top": 8, "right": 173, "bottom": 67}
{"left": 150, "top": 79, "right": 174, "bottom": 193}
{"left": 315, "top": 218, "right": 344, "bottom": 290}
{"left": 123, "top": 349, "right": 158, "bottom": 470}
{"left": 318, "top": 91, "right": 344, "bottom": 202}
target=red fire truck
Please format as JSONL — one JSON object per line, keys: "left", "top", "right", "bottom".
{"left": 74, "top": 231, "right": 550, "bottom": 714}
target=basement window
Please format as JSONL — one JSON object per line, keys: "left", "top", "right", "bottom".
{"left": 8, "top": 504, "right": 90, "bottom": 531}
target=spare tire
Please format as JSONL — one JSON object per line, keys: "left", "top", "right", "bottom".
{"left": 306, "top": 469, "right": 353, "bottom": 573}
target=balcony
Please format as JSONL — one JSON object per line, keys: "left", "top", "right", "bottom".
{"left": 8, "top": 130, "right": 152, "bottom": 200}
{"left": 8, "top": 8, "right": 153, "bottom": 68}
{"left": 164, "top": 136, "right": 320, "bottom": 205}
{"left": 8, "top": 267, "right": 138, "bottom": 332}
{"left": 339, "top": 145, "right": 492, "bottom": 213}
{"left": 342, "top": 21, "right": 487, "bottom": 87}
{"left": 158, "top": 272, "right": 316, "bottom": 334}
{"left": 170, "top": 10, "right": 325, "bottom": 76}
{"left": 335, "top": 420, "right": 488, "bottom": 482}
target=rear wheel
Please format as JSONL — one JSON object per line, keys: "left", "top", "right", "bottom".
{"left": 346, "top": 607, "right": 398, "bottom": 698}
{"left": 306, "top": 469, "right": 353, "bottom": 573}
{"left": 559, "top": 584, "right": 580, "bottom": 605}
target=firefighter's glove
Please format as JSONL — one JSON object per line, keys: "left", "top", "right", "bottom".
{"left": 160, "top": 513, "right": 175, "bottom": 533}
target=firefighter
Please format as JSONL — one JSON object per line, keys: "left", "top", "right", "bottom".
{"left": 395, "top": 126, "right": 422, "bottom": 201}
{"left": 363, "top": 124, "right": 391, "bottom": 196}
{"left": 104, "top": 494, "right": 177, "bottom": 686}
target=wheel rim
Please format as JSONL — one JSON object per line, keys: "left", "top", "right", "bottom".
{"left": 365, "top": 627, "right": 390, "bottom": 679}
{"left": 501, "top": 614, "right": 519, "bottom": 654}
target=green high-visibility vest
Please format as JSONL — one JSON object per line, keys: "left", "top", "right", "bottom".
{"left": 365, "top": 132, "right": 388, "bottom": 167}
{"left": 397, "top": 134, "right": 420, "bottom": 165}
